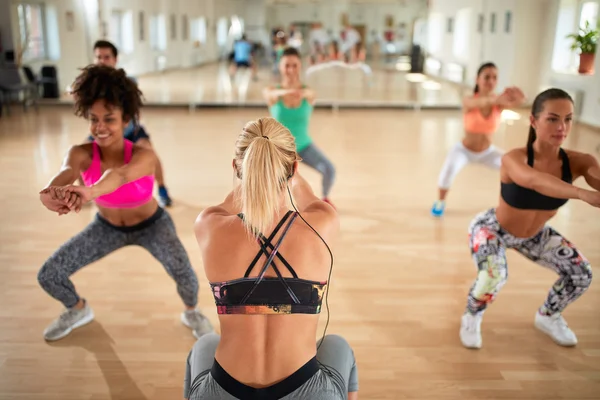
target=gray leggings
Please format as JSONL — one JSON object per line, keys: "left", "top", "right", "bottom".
{"left": 37, "top": 208, "right": 199, "bottom": 308}
{"left": 299, "top": 144, "right": 336, "bottom": 198}
{"left": 184, "top": 333, "right": 358, "bottom": 399}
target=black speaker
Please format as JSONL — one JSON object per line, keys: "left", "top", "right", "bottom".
{"left": 40, "top": 65, "right": 59, "bottom": 99}
{"left": 410, "top": 45, "right": 424, "bottom": 73}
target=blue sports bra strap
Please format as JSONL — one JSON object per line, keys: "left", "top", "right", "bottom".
{"left": 240, "top": 212, "right": 298, "bottom": 304}
{"left": 242, "top": 210, "right": 293, "bottom": 277}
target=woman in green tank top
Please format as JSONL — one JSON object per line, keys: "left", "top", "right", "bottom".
{"left": 263, "top": 47, "right": 337, "bottom": 209}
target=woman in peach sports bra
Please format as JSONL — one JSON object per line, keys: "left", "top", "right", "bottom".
{"left": 37, "top": 65, "right": 213, "bottom": 342}
{"left": 431, "top": 62, "right": 525, "bottom": 217}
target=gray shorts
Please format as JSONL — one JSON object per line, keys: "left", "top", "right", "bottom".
{"left": 184, "top": 333, "right": 358, "bottom": 399}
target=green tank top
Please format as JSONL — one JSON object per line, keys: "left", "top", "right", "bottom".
{"left": 275, "top": 47, "right": 285, "bottom": 63}
{"left": 269, "top": 91, "right": 313, "bottom": 152}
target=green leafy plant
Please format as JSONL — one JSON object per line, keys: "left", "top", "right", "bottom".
{"left": 567, "top": 20, "right": 599, "bottom": 54}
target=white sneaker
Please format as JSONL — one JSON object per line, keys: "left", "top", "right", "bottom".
{"left": 43, "top": 301, "right": 95, "bottom": 341}
{"left": 460, "top": 313, "right": 483, "bottom": 349}
{"left": 534, "top": 312, "right": 577, "bottom": 346}
{"left": 181, "top": 309, "right": 214, "bottom": 339}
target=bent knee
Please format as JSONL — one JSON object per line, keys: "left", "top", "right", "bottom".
{"left": 37, "top": 259, "right": 60, "bottom": 288}
{"left": 318, "top": 334, "right": 353, "bottom": 353}
{"left": 191, "top": 332, "right": 220, "bottom": 355}
{"left": 471, "top": 259, "right": 507, "bottom": 301}
{"left": 572, "top": 262, "right": 593, "bottom": 289}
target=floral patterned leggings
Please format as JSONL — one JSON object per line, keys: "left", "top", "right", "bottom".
{"left": 465, "top": 208, "right": 593, "bottom": 316}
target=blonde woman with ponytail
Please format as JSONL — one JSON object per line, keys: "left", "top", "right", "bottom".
{"left": 184, "top": 117, "right": 359, "bottom": 400}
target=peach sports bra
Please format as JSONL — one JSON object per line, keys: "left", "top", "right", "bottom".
{"left": 464, "top": 100, "right": 502, "bottom": 135}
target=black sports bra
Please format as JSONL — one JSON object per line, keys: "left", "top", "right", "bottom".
{"left": 209, "top": 211, "right": 327, "bottom": 315}
{"left": 500, "top": 143, "right": 572, "bottom": 210}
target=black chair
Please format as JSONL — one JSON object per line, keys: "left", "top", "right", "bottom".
{"left": 0, "top": 65, "right": 39, "bottom": 115}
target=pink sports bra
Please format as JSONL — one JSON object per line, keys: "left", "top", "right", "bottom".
{"left": 464, "top": 100, "right": 502, "bottom": 135}
{"left": 80, "top": 140, "right": 154, "bottom": 208}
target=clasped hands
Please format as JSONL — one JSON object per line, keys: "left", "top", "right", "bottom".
{"left": 39, "top": 185, "right": 93, "bottom": 216}
{"left": 496, "top": 86, "right": 525, "bottom": 107}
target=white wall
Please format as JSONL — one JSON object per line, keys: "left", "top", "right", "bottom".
{"left": 6, "top": 0, "right": 245, "bottom": 91}
{"left": 542, "top": 0, "right": 600, "bottom": 127}
{"left": 426, "top": 0, "right": 541, "bottom": 94}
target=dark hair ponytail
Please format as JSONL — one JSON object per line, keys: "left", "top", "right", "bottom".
{"left": 527, "top": 88, "right": 573, "bottom": 147}
{"left": 527, "top": 126, "right": 536, "bottom": 147}
{"left": 473, "top": 62, "right": 497, "bottom": 93}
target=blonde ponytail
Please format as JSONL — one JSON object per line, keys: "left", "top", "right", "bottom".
{"left": 234, "top": 118, "right": 298, "bottom": 236}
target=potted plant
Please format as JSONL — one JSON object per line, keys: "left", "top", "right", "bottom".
{"left": 567, "top": 20, "right": 599, "bottom": 74}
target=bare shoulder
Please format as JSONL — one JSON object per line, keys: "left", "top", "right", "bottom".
{"left": 68, "top": 143, "right": 93, "bottom": 162}
{"left": 195, "top": 205, "right": 231, "bottom": 228}
{"left": 194, "top": 205, "right": 237, "bottom": 242}
{"left": 132, "top": 142, "right": 155, "bottom": 155}
{"left": 502, "top": 147, "right": 527, "bottom": 163}
{"left": 563, "top": 148, "right": 599, "bottom": 174}
{"left": 563, "top": 148, "right": 596, "bottom": 163}
{"left": 297, "top": 200, "right": 339, "bottom": 238}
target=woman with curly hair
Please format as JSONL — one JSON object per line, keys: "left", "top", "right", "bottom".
{"left": 37, "top": 65, "right": 213, "bottom": 342}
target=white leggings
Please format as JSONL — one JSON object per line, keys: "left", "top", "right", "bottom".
{"left": 437, "top": 142, "right": 504, "bottom": 189}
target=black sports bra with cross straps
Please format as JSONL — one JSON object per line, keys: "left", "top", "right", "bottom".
{"left": 209, "top": 211, "right": 327, "bottom": 315}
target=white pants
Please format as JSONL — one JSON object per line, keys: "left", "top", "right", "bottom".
{"left": 437, "top": 142, "right": 504, "bottom": 189}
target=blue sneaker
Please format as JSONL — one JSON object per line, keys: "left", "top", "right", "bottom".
{"left": 431, "top": 200, "right": 445, "bottom": 217}
{"left": 158, "top": 186, "right": 173, "bottom": 207}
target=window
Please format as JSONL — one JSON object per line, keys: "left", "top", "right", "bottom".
{"left": 216, "top": 17, "right": 228, "bottom": 47}
{"left": 110, "top": 10, "right": 124, "bottom": 49}
{"left": 426, "top": 13, "right": 444, "bottom": 55}
{"left": 490, "top": 13, "right": 496, "bottom": 33}
{"left": 17, "top": 2, "right": 47, "bottom": 60}
{"left": 191, "top": 17, "right": 207, "bottom": 44}
{"left": 453, "top": 8, "right": 471, "bottom": 62}
{"left": 551, "top": 0, "right": 599, "bottom": 74}
{"left": 579, "top": 1, "right": 599, "bottom": 27}
{"left": 447, "top": 17, "right": 453, "bottom": 33}
{"left": 110, "top": 10, "right": 133, "bottom": 54}
{"left": 477, "top": 14, "right": 484, "bottom": 33}
{"left": 150, "top": 14, "right": 167, "bottom": 51}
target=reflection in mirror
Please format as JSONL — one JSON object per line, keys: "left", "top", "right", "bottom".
{"left": 48, "top": 0, "right": 467, "bottom": 108}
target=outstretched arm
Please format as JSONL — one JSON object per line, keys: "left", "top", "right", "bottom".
{"left": 262, "top": 86, "right": 296, "bottom": 106}
{"left": 88, "top": 146, "right": 156, "bottom": 199}
{"left": 40, "top": 145, "right": 88, "bottom": 213}
{"left": 576, "top": 152, "right": 600, "bottom": 191}
{"left": 44, "top": 145, "right": 88, "bottom": 188}
{"left": 58, "top": 146, "right": 157, "bottom": 204}
{"left": 300, "top": 87, "right": 316, "bottom": 105}
{"left": 262, "top": 86, "right": 316, "bottom": 106}
{"left": 462, "top": 94, "right": 499, "bottom": 111}
{"left": 502, "top": 150, "right": 594, "bottom": 200}
{"left": 496, "top": 86, "right": 526, "bottom": 109}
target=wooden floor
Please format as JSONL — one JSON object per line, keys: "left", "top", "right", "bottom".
{"left": 0, "top": 106, "right": 599, "bottom": 400}
{"left": 52, "top": 61, "right": 463, "bottom": 107}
